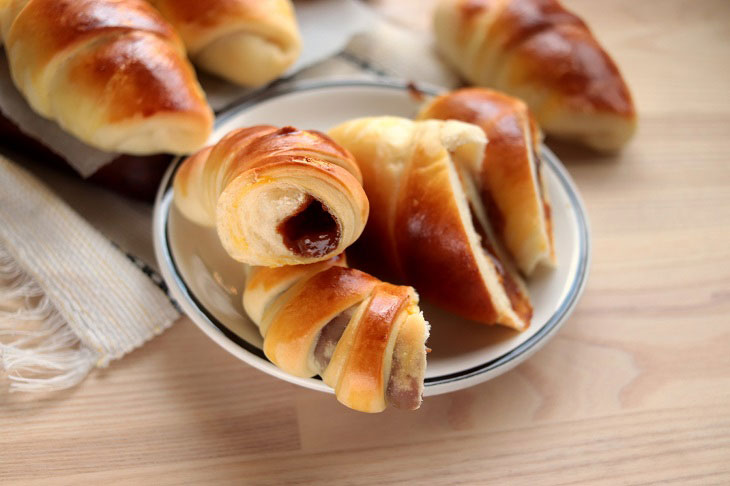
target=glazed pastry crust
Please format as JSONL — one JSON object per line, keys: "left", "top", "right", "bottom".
{"left": 434, "top": 0, "right": 637, "bottom": 151}
{"left": 1, "top": 0, "right": 213, "bottom": 154}
{"left": 329, "top": 116, "right": 531, "bottom": 330}
{"left": 243, "top": 255, "right": 430, "bottom": 413}
{"left": 174, "top": 125, "right": 369, "bottom": 267}
{"left": 149, "top": 0, "right": 301, "bottom": 86}
{"left": 419, "top": 87, "right": 555, "bottom": 275}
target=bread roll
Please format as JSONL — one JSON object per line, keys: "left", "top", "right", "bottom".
{"left": 330, "top": 116, "right": 531, "bottom": 330}
{"left": 1, "top": 0, "right": 213, "bottom": 155}
{"left": 418, "top": 87, "right": 555, "bottom": 275}
{"left": 174, "top": 125, "right": 369, "bottom": 267}
{"left": 244, "top": 255, "right": 429, "bottom": 413}
{"left": 433, "top": 0, "right": 637, "bottom": 151}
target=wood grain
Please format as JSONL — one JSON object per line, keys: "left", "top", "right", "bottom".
{"left": 2, "top": 0, "right": 730, "bottom": 484}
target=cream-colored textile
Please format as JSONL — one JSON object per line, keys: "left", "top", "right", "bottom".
{"left": 0, "top": 156, "right": 179, "bottom": 391}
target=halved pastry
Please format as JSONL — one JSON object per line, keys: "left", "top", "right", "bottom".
{"left": 418, "top": 87, "right": 555, "bottom": 275}
{"left": 433, "top": 0, "right": 637, "bottom": 151}
{"left": 174, "top": 125, "right": 369, "bottom": 267}
{"left": 243, "top": 255, "right": 430, "bottom": 413}
{"left": 329, "top": 117, "right": 531, "bottom": 330}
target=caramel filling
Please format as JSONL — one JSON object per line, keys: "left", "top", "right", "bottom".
{"left": 533, "top": 147, "right": 554, "bottom": 252}
{"left": 313, "top": 307, "right": 422, "bottom": 410}
{"left": 277, "top": 196, "right": 341, "bottom": 258}
{"left": 386, "top": 350, "right": 421, "bottom": 410}
{"left": 482, "top": 188, "right": 506, "bottom": 243}
{"left": 470, "top": 206, "right": 532, "bottom": 322}
{"left": 313, "top": 308, "right": 354, "bottom": 373}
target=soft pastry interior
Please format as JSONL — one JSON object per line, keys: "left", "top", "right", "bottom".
{"left": 243, "top": 256, "right": 429, "bottom": 413}
{"left": 433, "top": 0, "right": 637, "bottom": 151}
{"left": 149, "top": 0, "right": 301, "bottom": 87}
{"left": 174, "top": 125, "right": 369, "bottom": 267}
{"left": 329, "top": 116, "right": 531, "bottom": 330}
{"left": 418, "top": 87, "right": 555, "bottom": 276}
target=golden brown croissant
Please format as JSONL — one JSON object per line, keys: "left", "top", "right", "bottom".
{"left": 433, "top": 0, "right": 637, "bottom": 151}
{"left": 329, "top": 117, "right": 531, "bottom": 331}
{"left": 243, "top": 255, "right": 429, "bottom": 413}
{"left": 0, "top": 0, "right": 213, "bottom": 155}
{"left": 148, "top": 0, "right": 301, "bottom": 87}
{"left": 418, "top": 88, "right": 555, "bottom": 275}
{"left": 174, "top": 125, "right": 369, "bottom": 267}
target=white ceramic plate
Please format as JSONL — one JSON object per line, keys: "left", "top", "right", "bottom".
{"left": 153, "top": 79, "right": 591, "bottom": 397}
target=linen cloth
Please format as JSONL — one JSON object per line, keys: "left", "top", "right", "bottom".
{"left": 0, "top": 155, "right": 179, "bottom": 391}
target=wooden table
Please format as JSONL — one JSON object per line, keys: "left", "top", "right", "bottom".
{"left": 2, "top": 1, "right": 729, "bottom": 484}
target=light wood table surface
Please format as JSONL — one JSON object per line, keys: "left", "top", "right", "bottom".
{"left": 2, "top": 1, "right": 729, "bottom": 484}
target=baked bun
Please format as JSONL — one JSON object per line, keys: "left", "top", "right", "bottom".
{"left": 244, "top": 255, "right": 429, "bottom": 413}
{"left": 418, "top": 87, "right": 555, "bottom": 275}
{"left": 1, "top": 0, "right": 213, "bottom": 155}
{"left": 330, "top": 116, "right": 531, "bottom": 330}
{"left": 433, "top": 0, "right": 637, "bottom": 151}
{"left": 174, "top": 125, "right": 369, "bottom": 267}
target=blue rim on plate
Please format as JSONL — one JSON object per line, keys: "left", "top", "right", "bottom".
{"left": 153, "top": 79, "right": 591, "bottom": 392}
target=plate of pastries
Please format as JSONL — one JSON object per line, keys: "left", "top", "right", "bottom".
{"left": 155, "top": 79, "right": 589, "bottom": 412}
{"left": 148, "top": 0, "right": 634, "bottom": 415}
{"left": 153, "top": 0, "right": 638, "bottom": 414}
{"left": 0, "top": 0, "right": 634, "bottom": 412}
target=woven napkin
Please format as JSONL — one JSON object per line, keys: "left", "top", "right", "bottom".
{"left": 0, "top": 14, "right": 457, "bottom": 394}
{"left": 0, "top": 155, "right": 179, "bottom": 391}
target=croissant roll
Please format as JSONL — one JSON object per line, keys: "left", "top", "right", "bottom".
{"left": 243, "top": 255, "right": 430, "bottom": 413}
{"left": 148, "top": 0, "right": 301, "bottom": 87}
{"left": 1, "top": 0, "right": 213, "bottom": 155}
{"left": 329, "top": 117, "right": 532, "bottom": 330}
{"left": 174, "top": 125, "right": 369, "bottom": 267}
{"left": 433, "top": 0, "right": 637, "bottom": 151}
{"left": 418, "top": 88, "right": 555, "bottom": 275}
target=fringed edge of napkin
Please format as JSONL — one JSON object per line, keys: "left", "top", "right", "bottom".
{"left": 0, "top": 153, "right": 181, "bottom": 394}
{"left": 0, "top": 246, "right": 97, "bottom": 392}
